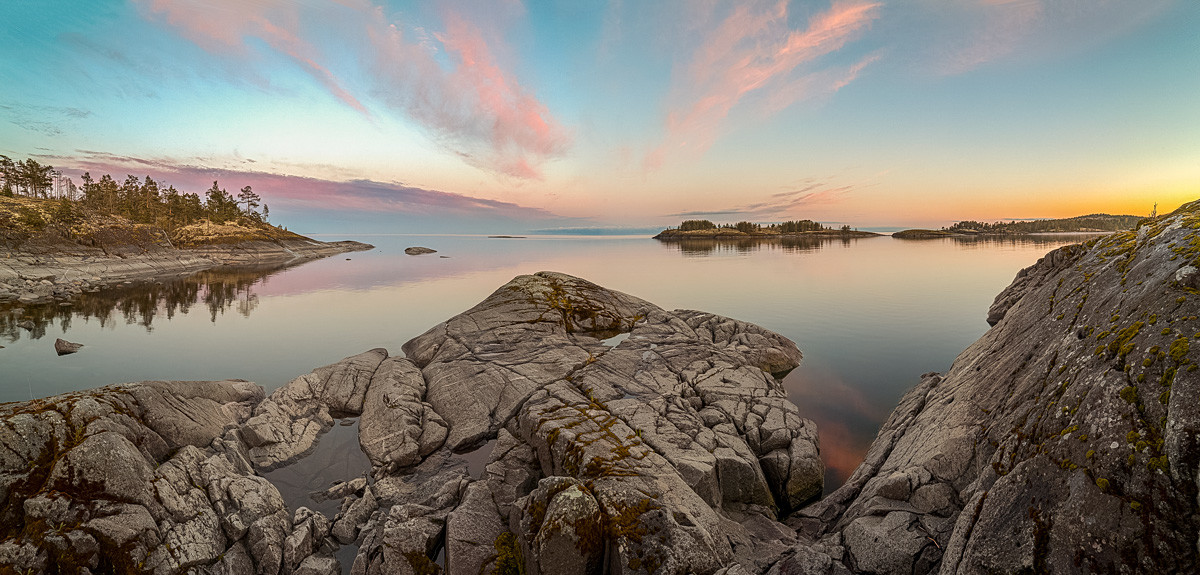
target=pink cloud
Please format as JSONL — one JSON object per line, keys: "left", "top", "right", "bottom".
{"left": 136, "top": 0, "right": 569, "bottom": 179}
{"left": 55, "top": 150, "right": 563, "bottom": 220}
{"left": 647, "top": 0, "right": 881, "bottom": 169}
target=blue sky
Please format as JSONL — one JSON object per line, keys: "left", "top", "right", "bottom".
{"left": 1, "top": 0, "right": 1197, "bottom": 232}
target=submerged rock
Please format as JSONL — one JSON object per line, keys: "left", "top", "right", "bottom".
{"left": 54, "top": 338, "right": 83, "bottom": 355}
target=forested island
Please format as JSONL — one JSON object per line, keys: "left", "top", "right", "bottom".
{"left": 893, "top": 212, "right": 1143, "bottom": 238}
{"left": 653, "top": 219, "right": 880, "bottom": 239}
{"left": 0, "top": 155, "right": 371, "bottom": 305}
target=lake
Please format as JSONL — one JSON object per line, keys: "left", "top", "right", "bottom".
{"left": 0, "top": 233, "right": 1095, "bottom": 508}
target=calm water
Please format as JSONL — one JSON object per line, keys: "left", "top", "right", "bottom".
{"left": 0, "top": 233, "right": 1096, "bottom": 497}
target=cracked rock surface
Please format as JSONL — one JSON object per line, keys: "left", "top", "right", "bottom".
{"left": 0, "top": 271, "right": 820, "bottom": 574}
{"left": 783, "top": 201, "right": 1200, "bottom": 573}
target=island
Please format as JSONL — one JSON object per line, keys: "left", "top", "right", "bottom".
{"left": 893, "top": 212, "right": 1144, "bottom": 239}
{"left": 653, "top": 219, "right": 880, "bottom": 240}
{"left": 1, "top": 199, "right": 1197, "bottom": 573}
{"left": 0, "top": 159, "right": 372, "bottom": 305}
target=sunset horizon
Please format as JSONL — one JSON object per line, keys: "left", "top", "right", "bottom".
{"left": 4, "top": 0, "right": 1197, "bottom": 233}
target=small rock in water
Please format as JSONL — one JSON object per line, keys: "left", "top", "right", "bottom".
{"left": 54, "top": 338, "right": 83, "bottom": 356}
{"left": 18, "top": 320, "right": 34, "bottom": 330}
{"left": 404, "top": 246, "right": 437, "bottom": 255}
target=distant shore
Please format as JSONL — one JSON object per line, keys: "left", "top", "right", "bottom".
{"left": 891, "top": 229, "right": 1117, "bottom": 239}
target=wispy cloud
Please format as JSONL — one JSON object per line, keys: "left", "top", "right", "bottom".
{"left": 909, "top": 0, "right": 1176, "bottom": 75}
{"left": 664, "top": 180, "right": 854, "bottom": 219}
{"left": 0, "top": 103, "right": 92, "bottom": 137}
{"left": 646, "top": 0, "right": 881, "bottom": 169}
{"left": 134, "top": 0, "right": 570, "bottom": 179}
{"left": 54, "top": 150, "right": 563, "bottom": 221}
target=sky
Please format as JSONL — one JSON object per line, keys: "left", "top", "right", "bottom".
{"left": 1, "top": 0, "right": 1198, "bottom": 233}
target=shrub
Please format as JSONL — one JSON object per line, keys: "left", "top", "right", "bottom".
{"left": 17, "top": 206, "right": 46, "bottom": 229}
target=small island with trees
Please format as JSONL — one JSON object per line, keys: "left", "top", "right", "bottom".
{"left": 893, "top": 213, "right": 1144, "bottom": 239}
{"left": 653, "top": 219, "right": 880, "bottom": 240}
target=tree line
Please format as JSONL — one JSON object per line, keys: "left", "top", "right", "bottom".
{"left": 944, "top": 214, "right": 1143, "bottom": 234}
{"left": 0, "top": 156, "right": 61, "bottom": 198}
{"left": 1, "top": 155, "right": 269, "bottom": 231}
{"left": 675, "top": 219, "right": 831, "bottom": 233}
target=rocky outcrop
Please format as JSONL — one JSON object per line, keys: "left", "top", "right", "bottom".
{"left": 304, "top": 272, "right": 822, "bottom": 574}
{"left": 0, "top": 271, "right": 821, "bottom": 574}
{"left": 0, "top": 379, "right": 341, "bottom": 573}
{"left": 785, "top": 201, "right": 1200, "bottom": 573}
{"left": 0, "top": 237, "right": 372, "bottom": 305}
{"left": 404, "top": 246, "right": 437, "bottom": 255}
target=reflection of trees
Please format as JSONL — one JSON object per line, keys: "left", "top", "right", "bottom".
{"left": 662, "top": 236, "right": 859, "bottom": 256}
{"left": 948, "top": 234, "right": 1105, "bottom": 250}
{"left": 0, "top": 264, "right": 285, "bottom": 343}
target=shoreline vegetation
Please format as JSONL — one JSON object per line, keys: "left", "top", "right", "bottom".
{"left": 654, "top": 219, "right": 881, "bottom": 240}
{"left": 893, "top": 212, "right": 1143, "bottom": 239}
{"left": 0, "top": 156, "right": 371, "bottom": 305}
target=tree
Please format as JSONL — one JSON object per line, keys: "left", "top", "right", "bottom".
{"left": 119, "top": 175, "right": 141, "bottom": 218}
{"left": 237, "top": 185, "right": 261, "bottom": 216}
{"left": 95, "top": 174, "right": 119, "bottom": 213}
{"left": 679, "top": 219, "right": 717, "bottom": 231}
{"left": 20, "top": 159, "right": 52, "bottom": 197}
{"left": 262, "top": 204, "right": 269, "bottom": 222}
{"left": 205, "top": 181, "right": 238, "bottom": 222}
{"left": 0, "top": 155, "right": 14, "bottom": 196}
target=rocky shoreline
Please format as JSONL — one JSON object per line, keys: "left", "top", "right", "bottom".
{"left": 0, "top": 238, "right": 372, "bottom": 305}
{"left": 1, "top": 200, "right": 1198, "bottom": 573}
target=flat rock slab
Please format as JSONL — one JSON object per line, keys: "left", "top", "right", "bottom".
{"left": 403, "top": 246, "right": 437, "bottom": 255}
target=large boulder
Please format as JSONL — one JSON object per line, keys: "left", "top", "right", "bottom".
{"left": 362, "top": 271, "right": 823, "bottom": 574}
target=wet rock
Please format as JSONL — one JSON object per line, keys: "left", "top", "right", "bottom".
{"left": 54, "top": 338, "right": 83, "bottom": 355}
{"left": 404, "top": 246, "right": 437, "bottom": 255}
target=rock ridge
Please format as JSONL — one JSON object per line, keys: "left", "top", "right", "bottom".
{"left": 0, "top": 271, "right": 821, "bottom": 574}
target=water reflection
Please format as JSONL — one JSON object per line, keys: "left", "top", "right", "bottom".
{"left": 0, "top": 263, "right": 294, "bottom": 344}
{"left": 658, "top": 235, "right": 863, "bottom": 256}
{"left": 902, "top": 234, "right": 1106, "bottom": 248}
